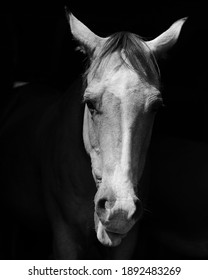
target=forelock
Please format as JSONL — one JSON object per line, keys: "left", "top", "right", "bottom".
{"left": 84, "top": 31, "right": 160, "bottom": 89}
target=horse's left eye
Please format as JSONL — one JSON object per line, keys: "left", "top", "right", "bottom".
{"left": 150, "top": 99, "right": 164, "bottom": 113}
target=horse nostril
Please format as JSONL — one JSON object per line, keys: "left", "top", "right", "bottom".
{"left": 96, "top": 197, "right": 116, "bottom": 219}
{"left": 98, "top": 198, "right": 107, "bottom": 210}
{"left": 96, "top": 198, "right": 108, "bottom": 221}
{"left": 97, "top": 198, "right": 116, "bottom": 210}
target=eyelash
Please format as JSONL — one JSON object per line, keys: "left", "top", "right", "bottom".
{"left": 86, "top": 100, "right": 96, "bottom": 113}
{"left": 83, "top": 97, "right": 98, "bottom": 114}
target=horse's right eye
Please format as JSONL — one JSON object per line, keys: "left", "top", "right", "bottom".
{"left": 86, "top": 100, "right": 97, "bottom": 114}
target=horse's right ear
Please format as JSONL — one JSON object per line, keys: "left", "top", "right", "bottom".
{"left": 65, "top": 9, "right": 106, "bottom": 54}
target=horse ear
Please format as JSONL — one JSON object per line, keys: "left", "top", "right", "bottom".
{"left": 146, "top": 18, "right": 188, "bottom": 57}
{"left": 66, "top": 10, "right": 105, "bottom": 54}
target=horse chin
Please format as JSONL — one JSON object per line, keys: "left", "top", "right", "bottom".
{"left": 96, "top": 220, "right": 126, "bottom": 247}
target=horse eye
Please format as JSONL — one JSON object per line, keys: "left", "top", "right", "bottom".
{"left": 150, "top": 99, "right": 164, "bottom": 113}
{"left": 86, "top": 100, "right": 96, "bottom": 114}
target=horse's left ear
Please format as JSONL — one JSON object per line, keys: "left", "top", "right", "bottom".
{"left": 66, "top": 10, "right": 106, "bottom": 54}
{"left": 146, "top": 17, "right": 188, "bottom": 56}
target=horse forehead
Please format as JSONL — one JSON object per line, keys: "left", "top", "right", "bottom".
{"left": 87, "top": 52, "right": 154, "bottom": 102}
{"left": 106, "top": 67, "right": 139, "bottom": 95}
{"left": 103, "top": 74, "right": 153, "bottom": 115}
{"left": 89, "top": 67, "right": 144, "bottom": 101}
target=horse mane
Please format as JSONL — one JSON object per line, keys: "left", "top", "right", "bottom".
{"left": 84, "top": 31, "right": 160, "bottom": 89}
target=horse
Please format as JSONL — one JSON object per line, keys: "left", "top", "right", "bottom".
{"left": 0, "top": 12, "right": 186, "bottom": 259}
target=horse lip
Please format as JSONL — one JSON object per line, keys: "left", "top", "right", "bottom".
{"left": 103, "top": 218, "right": 135, "bottom": 234}
{"left": 102, "top": 218, "right": 135, "bottom": 235}
{"left": 106, "top": 230, "right": 127, "bottom": 239}
{"left": 105, "top": 227, "right": 128, "bottom": 235}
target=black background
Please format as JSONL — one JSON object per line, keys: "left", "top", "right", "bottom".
{"left": 0, "top": 0, "right": 208, "bottom": 259}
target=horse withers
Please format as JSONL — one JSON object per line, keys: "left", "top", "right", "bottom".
{"left": 0, "top": 14, "right": 186, "bottom": 259}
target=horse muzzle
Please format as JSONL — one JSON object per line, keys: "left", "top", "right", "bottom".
{"left": 94, "top": 194, "right": 143, "bottom": 246}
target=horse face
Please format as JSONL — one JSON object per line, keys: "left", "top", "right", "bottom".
{"left": 68, "top": 12, "right": 187, "bottom": 247}
{"left": 83, "top": 53, "right": 161, "bottom": 246}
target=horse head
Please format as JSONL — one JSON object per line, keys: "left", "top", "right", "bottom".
{"left": 67, "top": 13, "right": 187, "bottom": 247}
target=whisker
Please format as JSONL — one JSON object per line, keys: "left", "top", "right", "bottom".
{"left": 143, "top": 207, "right": 152, "bottom": 214}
